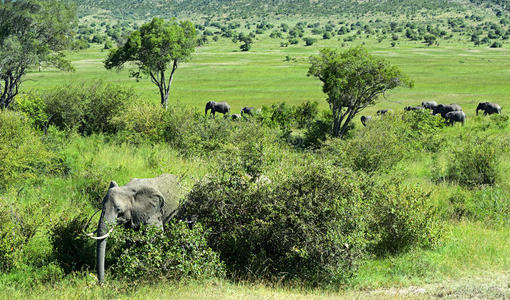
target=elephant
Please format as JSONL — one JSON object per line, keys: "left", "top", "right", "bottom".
{"left": 404, "top": 106, "right": 424, "bottom": 111}
{"left": 360, "top": 115, "right": 372, "bottom": 126}
{"left": 205, "top": 101, "right": 230, "bottom": 117}
{"left": 85, "top": 174, "right": 183, "bottom": 284}
{"left": 421, "top": 101, "right": 438, "bottom": 109}
{"left": 444, "top": 111, "right": 466, "bottom": 126}
{"left": 377, "top": 109, "right": 392, "bottom": 115}
{"left": 432, "top": 104, "right": 462, "bottom": 118}
{"left": 231, "top": 114, "right": 242, "bottom": 120}
{"left": 241, "top": 107, "right": 255, "bottom": 116}
{"left": 476, "top": 102, "right": 501, "bottom": 115}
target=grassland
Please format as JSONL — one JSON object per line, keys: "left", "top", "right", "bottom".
{"left": 5, "top": 28, "right": 510, "bottom": 299}
{"left": 25, "top": 36, "right": 510, "bottom": 120}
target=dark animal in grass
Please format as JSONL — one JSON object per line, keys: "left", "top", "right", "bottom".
{"left": 231, "top": 114, "right": 242, "bottom": 120}
{"left": 421, "top": 101, "right": 438, "bottom": 109}
{"left": 404, "top": 106, "right": 424, "bottom": 111}
{"left": 432, "top": 104, "right": 462, "bottom": 118}
{"left": 445, "top": 111, "right": 466, "bottom": 126}
{"left": 241, "top": 106, "right": 256, "bottom": 116}
{"left": 361, "top": 115, "right": 372, "bottom": 126}
{"left": 377, "top": 109, "right": 392, "bottom": 115}
{"left": 84, "top": 174, "right": 185, "bottom": 284}
{"left": 476, "top": 102, "right": 501, "bottom": 116}
{"left": 205, "top": 101, "right": 230, "bottom": 117}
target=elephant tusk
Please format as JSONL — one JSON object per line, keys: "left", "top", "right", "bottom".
{"left": 82, "top": 209, "right": 102, "bottom": 236}
{"left": 88, "top": 227, "right": 115, "bottom": 240}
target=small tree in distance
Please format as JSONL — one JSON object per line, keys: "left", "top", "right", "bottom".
{"left": 104, "top": 18, "right": 197, "bottom": 109}
{"left": 308, "top": 46, "right": 412, "bottom": 138}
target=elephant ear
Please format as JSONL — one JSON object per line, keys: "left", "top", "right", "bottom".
{"left": 109, "top": 181, "right": 118, "bottom": 189}
{"left": 131, "top": 186, "right": 165, "bottom": 227}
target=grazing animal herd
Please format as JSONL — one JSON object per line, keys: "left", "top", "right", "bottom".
{"left": 205, "top": 101, "right": 257, "bottom": 120}
{"left": 361, "top": 101, "right": 502, "bottom": 127}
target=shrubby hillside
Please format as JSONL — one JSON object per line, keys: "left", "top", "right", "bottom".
{"left": 76, "top": 0, "right": 478, "bottom": 19}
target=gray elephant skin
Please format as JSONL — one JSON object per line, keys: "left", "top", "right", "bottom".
{"left": 241, "top": 106, "right": 255, "bottom": 116}
{"left": 476, "top": 102, "right": 501, "bottom": 115}
{"left": 205, "top": 101, "right": 230, "bottom": 117}
{"left": 93, "top": 174, "right": 182, "bottom": 284}
{"left": 377, "top": 109, "right": 392, "bottom": 115}
{"left": 432, "top": 104, "right": 462, "bottom": 117}
{"left": 445, "top": 111, "right": 466, "bottom": 125}
{"left": 361, "top": 115, "right": 372, "bottom": 126}
{"left": 404, "top": 106, "right": 424, "bottom": 111}
{"left": 421, "top": 101, "right": 438, "bottom": 109}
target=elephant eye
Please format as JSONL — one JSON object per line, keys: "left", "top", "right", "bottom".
{"left": 116, "top": 207, "right": 122, "bottom": 214}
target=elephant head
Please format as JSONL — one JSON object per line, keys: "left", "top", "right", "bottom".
{"left": 205, "top": 101, "right": 216, "bottom": 115}
{"left": 86, "top": 174, "right": 181, "bottom": 284}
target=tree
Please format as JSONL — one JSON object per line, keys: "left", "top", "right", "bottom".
{"left": 423, "top": 34, "right": 437, "bottom": 46}
{"left": 0, "top": 0, "right": 76, "bottom": 109}
{"left": 104, "top": 18, "right": 197, "bottom": 109}
{"left": 308, "top": 47, "right": 412, "bottom": 138}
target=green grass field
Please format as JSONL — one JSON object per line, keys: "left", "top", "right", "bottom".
{"left": 25, "top": 36, "right": 510, "bottom": 119}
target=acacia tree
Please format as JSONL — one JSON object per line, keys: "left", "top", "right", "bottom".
{"left": 308, "top": 46, "right": 412, "bottom": 138}
{"left": 104, "top": 18, "right": 197, "bottom": 109}
{"left": 0, "top": 0, "right": 75, "bottom": 109}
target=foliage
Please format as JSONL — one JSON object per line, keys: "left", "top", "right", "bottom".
{"left": 43, "top": 81, "right": 134, "bottom": 135}
{"left": 442, "top": 135, "right": 503, "bottom": 186}
{"left": 13, "top": 91, "right": 48, "bottom": 130}
{"left": 0, "top": 110, "right": 59, "bottom": 190}
{"left": 50, "top": 215, "right": 96, "bottom": 274}
{"left": 106, "top": 221, "right": 225, "bottom": 282}
{"left": 308, "top": 46, "right": 412, "bottom": 138}
{"left": 104, "top": 18, "right": 197, "bottom": 108}
{"left": 368, "top": 179, "right": 442, "bottom": 255}
{"left": 0, "top": 0, "right": 76, "bottom": 109}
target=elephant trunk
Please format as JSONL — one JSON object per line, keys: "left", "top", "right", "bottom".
{"left": 476, "top": 108, "right": 479, "bottom": 116}
{"left": 96, "top": 209, "right": 110, "bottom": 284}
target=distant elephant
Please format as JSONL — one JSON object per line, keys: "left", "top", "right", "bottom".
{"left": 432, "top": 104, "right": 462, "bottom": 118}
{"left": 85, "top": 174, "right": 184, "bottom": 284}
{"left": 241, "top": 107, "right": 255, "bottom": 116}
{"left": 205, "top": 101, "right": 230, "bottom": 117}
{"left": 445, "top": 111, "right": 466, "bottom": 126}
{"left": 361, "top": 115, "right": 372, "bottom": 126}
{"left": 404, "top": 106, "right": 424, "bottom": 111}
{"left": 377, "top": 109, "right": 392, "bottom": 115}
{"left": 476, "top": 102, "right": 501, "bottom": 115}
{"left": 231, "top": 114, "right": 242, "bottom": 120}
{"left": 421, "top": 101, "right": 438, "bottom": 109}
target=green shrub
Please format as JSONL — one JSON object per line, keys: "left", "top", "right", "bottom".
{"left": 13, "top": 91, "right": 48, "bottom": 130}
{"left": 0, "top": 110, "right": 59, "bottom": 189}
{"left": 50, "top": 215, "right": 96, "bottom": 274}
{"left": 294, "top": 101, "right": 319, "bottom": 129}
{"left": 106, "top": 221, "right": 225, "bottom": 282}
{"left": 368, "top": 179, "right": 442, "bottom": 255}
{"left": 111, "top": 102, "right": 166, "bottom": 144}
{"left": 444, "top": 135, "right": 502, "bottom": 186}
{"left": 43, "top": 81, "right": 134, "bottom": 135}
{"left": 183, "top": 159, "right": 372, "bottom": 286}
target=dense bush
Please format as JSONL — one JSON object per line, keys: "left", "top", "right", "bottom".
{"left": 443, "top": 135, "right": 503, "bottom": 186}
{"left": 106, "top": 221, "right": 225, "bottom": 281}
{"left": 50, "top": 215, "right": 96, "bottom": 274}
{"left": 0, "top": 111, "right": 60, "bottom": 190}
{"left": 183, "top": 160, "right": 371, "bottom": 286}
{"left": 111, "top": 102, "right": 166, "bottom": 144}
{"left": 368, "top": 179, "right": 442, "bottom": 255}
{"left": 13, "top": 92, "right": 48, "bottom": 130}
{"left": 43, "top": 82, "right": 134, "bottom": 135}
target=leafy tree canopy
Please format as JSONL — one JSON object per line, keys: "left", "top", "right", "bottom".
{"left": 104, "top": 18, "right": 197, "bottom": 109}
{"left": 0, "top": 0, "right": 76, "bottom": 109}
{"left": 308, "top": 46, "right": 413, "bottom": 138}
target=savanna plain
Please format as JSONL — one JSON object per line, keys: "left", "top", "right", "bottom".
{"left": 2, "top": 4, "right": 510, "bottom": 299}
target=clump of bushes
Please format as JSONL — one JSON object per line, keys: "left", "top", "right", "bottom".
{"left": 443, "top": 135, "right": 503, "bottom": 186}
{"left": 0, "top": 110, "right": 60, "bottom": 190}
{"left": 106, "top": 221, "right": 225, "bottom": 282}
{"left": 42, "top": 81, "right": 135, "bottom": 135}
{"left": 182, "top": 152, "right": 443, "bottom": 286}
{"left": 50, "top": 215, "right": 96, "bottom": 274}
